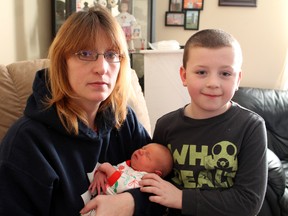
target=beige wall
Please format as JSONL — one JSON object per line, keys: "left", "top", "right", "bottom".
{"left": 0, "top": 0, "right": 51, "bottom": 65}
{"left": 155, "top": 1, "right": 288, "bottom": 89}
{"left": 1, "top": 0, "right": 288, "bottom": 89}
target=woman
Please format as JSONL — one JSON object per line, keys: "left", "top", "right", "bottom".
{"left": 0, "top": 5, "right": 154, "bottom": 216}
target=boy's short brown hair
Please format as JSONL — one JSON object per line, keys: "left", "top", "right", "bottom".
{"left": 183, "top": 29, "right": 242, "bottom": 69}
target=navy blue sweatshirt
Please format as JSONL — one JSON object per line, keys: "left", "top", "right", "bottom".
{"left": 0, "top": 69, "right": 156, "bottom": 216}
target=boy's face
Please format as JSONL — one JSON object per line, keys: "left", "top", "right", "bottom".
{"left": 180, "top": 46, "right": 242, "bottom": 118}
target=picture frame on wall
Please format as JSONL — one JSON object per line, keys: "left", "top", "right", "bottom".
{"left": 165, "top": 12, "right": 185, "bottom": 26}
{"left": 169, "top": 0, "right": 183, "bottom": 12}
{"left": 184, "top": 10, "right": 200, "bottom": 30}
{"left": 218, "top": 0, "right": 257, "bottom": 7}
{"left": 183, "top": 0, "right": 204, "bottom": 10}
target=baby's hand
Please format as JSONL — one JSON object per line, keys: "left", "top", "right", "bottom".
{"left": 89, "top": 171, "right": 108, "bottom": 195}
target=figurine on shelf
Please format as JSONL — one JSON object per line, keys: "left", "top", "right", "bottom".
{"left": 107, "top": 0, "right": 120, "bottom": 17}
{"left": 116, "top": 1, "right": 138, "bottom": 52}
{"left": 82, "top": 2, "right": 89, "bottom": 11}
{"left": 95, "top": 0, "right": 107, "bottom": 8}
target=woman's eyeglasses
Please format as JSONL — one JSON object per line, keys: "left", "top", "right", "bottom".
{"left": 74, "top": 50, "right": 123, "bottom": 63}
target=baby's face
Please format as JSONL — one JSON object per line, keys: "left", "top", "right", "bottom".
{"left": 131, "top": 144, "right": 162, "bottom": 173}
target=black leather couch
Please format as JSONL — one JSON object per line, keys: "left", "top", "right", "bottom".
{"left": 232, "top": 87, "right": 288, "bottom": 216}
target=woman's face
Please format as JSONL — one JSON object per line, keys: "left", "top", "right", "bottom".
{"left": 66, "top": 36, "right": 121, "bottom": 110}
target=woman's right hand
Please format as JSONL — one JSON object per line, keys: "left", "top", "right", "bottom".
{"left": 80, "top": 192, "right": 134, "bottom": 216}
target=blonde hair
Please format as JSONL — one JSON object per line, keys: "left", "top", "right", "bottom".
{"left": 183, "top": 29, "right": 243, "bottom": 69}
{"left": 46, "top": 5, "right": 131, "bottom": 134}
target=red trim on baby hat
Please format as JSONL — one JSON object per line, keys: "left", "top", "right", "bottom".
{"left": 126, "top": 160, "right": 131, "bottom": 167}
{"left": 107, "top": 171, "right": 122, "bottom": 186}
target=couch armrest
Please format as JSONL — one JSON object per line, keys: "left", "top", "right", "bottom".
{"left": 267, "top": 148, "right": 286, "bottom": 197}
{"left": 232, "top": 87, "right": 288, "bottom": 161}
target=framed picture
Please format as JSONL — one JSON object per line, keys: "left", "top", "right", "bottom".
{"left": 218, "top": 0, "right": 257, "bottom": 7}
{"left": 52, "top": 0, "right": 155, "bottom": 46}
{"left": 169, "top": 0, "right": 183, "bottom": 12}
{"left": 165, "top": 12, "right": 185, "bottom": 26}
{"left": 75, "top": 0, "right": 133, "bottom": 16}
{"left": 184, "top": 10, "right": 200, "bottom": 30}
{"left": 183, "top": 0, "right": 204, "bottom": 10}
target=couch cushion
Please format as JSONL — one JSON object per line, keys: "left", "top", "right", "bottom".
{"left": 129, "top": 68, "right": 151, "bottom": 134}
{"left": 0, "top": 59, "right": 50, "bottom": 141}
{"left": 232, "top": 87, "right": 288, "bottom": 161}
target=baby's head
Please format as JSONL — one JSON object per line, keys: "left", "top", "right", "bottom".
{"left": 131, "top": 143, "right": 173, "bottom": 177}
{"left": 183, "top": 29, "right": 243, "bottom": 71}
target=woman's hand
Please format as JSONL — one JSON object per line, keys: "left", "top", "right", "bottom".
{"left": 139, "top": 173, "right": 182, "bottom": 209}
{"left": 80, "top": 192, "right": 134, "bottom": 216}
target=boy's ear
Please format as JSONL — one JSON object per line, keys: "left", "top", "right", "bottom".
{"left": 180, "top": 66, "right": 187, "bottom": 86}
{"left": 154, "top": 170, "right": 162, "bottom": 177}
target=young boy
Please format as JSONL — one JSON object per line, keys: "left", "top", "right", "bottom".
{"left": 140, "top": 29, "right": 267, "bottom": 216}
